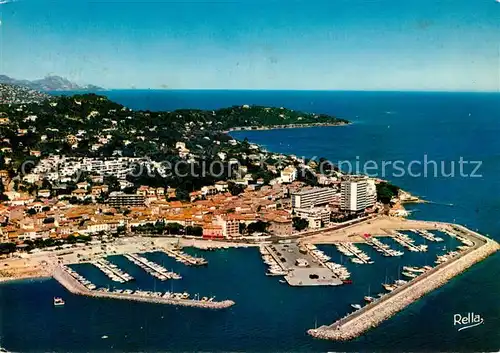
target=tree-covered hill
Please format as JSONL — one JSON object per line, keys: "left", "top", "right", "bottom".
{"left": 0, "top": 93, "right": 349, "bottom": 164}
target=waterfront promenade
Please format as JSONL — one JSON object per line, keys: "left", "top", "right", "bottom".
{"left": 52, "top": 266, "right": 235, "bottom": 309}
{"left": 307, "top": 224, "right": 499, "bottom": 341}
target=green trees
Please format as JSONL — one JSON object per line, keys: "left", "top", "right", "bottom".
{"left": 246, "top": 221, "right": 270, "bottom": 234}
{"left": 0, "top": 242, "right": 16, "bottom": 254}
{"left": 228, "top": 182, "right": 245, "bottom": 196}
{"left": 104, "top": 175, "right": 121, "bottom": 192}
{"left": 292, "top": 217, "right": 308, "bottom": 231}
{"left": 297, "top": 167, "right": 318, "bottom": 187}
{"left": 185, "top": 225, "right": 203, "bottom": 237}
{"left": 0, "top": 182, "right": 8, "bottom": 201}
{"left": 376, "top": 182, "right": 400, "bottom": 204}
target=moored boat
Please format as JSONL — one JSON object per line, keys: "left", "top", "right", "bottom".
{"left": 53, "top": 297, "right": 65, "bottom": 306}
{"left": 364, "top": 296, "right": 375, "bottom": 303}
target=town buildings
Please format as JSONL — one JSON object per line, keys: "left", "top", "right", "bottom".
{"left": 107, "top": 192, "right": 146, "bottom": 208}
{"left": 291, "top": 187, "right": 336, "bottom": 209}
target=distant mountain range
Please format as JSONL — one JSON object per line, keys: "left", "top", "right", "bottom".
{"left": 0, "top": 75, "right": 103, "bottom": 91}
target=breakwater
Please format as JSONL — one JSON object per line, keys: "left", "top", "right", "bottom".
{"left": 52, "top": 266, "right": 235, "bottom": 309}
{"left": 308, "top": 226, "right": 499, "bottom": 341}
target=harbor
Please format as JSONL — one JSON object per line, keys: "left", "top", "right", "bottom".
{"left": 307, "top": 224, "right": 499, "bottom": 341}
{"left": 53, "top": 265, "right": 235, "bottom": 309}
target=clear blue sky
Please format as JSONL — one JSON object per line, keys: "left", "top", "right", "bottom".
{"left": 0, "top": 0, "right": 499, "bottom": 91}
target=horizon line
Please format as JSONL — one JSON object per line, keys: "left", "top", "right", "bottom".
{"left": 51, "top": 88, "right": 500, "bottom": 94}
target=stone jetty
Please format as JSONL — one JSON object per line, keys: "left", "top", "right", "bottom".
{"left": 52, "top": 266, "right": 235, "bottom": 309}
{"left": 308, "top": 225, "right": 499, "bottom": 341}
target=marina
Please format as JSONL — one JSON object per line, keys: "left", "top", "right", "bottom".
{"left": 124, "top": 253, "right": 182, "bottom": 281}
{"left": 260, "top": 242, "right": 347, "bottom": 286}
{"left": 307, "top": 224, "right": 499, "bottom": 341}
{"left": 53, "top": 265, "right": 235, "bottom": 309}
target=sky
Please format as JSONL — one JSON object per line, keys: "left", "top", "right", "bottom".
{"left": 0, "top": 0, "right": 499, "bottom": 91}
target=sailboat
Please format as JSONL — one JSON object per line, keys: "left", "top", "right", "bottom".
{"left": 364, "top": 285, "right": 375, "bottom": 303}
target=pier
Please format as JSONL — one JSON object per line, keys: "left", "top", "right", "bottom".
{"left": 412, "top": 229, "right": 442, "bottom": 242}
{"left": 163, "top": 247, "right": 208, "bottom": 266}
{"left": 92, "top": 259, "right": 133, "bottom": 282}
{"left": 307, "top": 225, "right": 499, "bottom": 341}
{"left": 52, "top": 266, "right": 234, "bottom": 309}
{"left": 336, "top": 243, "right": 371, "bottom": 264}
{"left": 261, "top": 243, "right": 344, "bottom": 286}
{"left": 125, "top": 253, "right": 181, "bottom": 280}
{"left": 364, "top": 236, "right": 403, "bottom": 257}
{"left": 392, "top": 231, "right": 425, "bottom": 252}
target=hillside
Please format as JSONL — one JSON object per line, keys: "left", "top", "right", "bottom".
{"left": 0, "top": 75, "right": 103, "bottom": 91}
{"left": 0, "top": 83, "right": 51, "bottom": 105}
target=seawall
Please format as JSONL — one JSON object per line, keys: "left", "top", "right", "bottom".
{"left": 307, "top": 227, "right": 499, "bottom": 341}
{"left": 52, "top": 266, "right": 235, "bottom": 309}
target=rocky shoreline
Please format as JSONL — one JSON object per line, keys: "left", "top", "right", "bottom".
{"left": 224, "top": 121, "right": 350, "bottom": 133}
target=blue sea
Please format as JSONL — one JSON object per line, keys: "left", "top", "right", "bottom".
{"left": 1, "top": 90, "right": 499, "bottom": 352}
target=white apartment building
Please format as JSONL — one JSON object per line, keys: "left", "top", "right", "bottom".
{"left": 340, "top": 179, "right": 375, "bottom": 212}
{"left": 291, "top": 187, "right": 336, "bottom": 209}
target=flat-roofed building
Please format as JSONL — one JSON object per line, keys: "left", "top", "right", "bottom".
{"left": 291, "top": 187, "right": 336, "bottom": 209}
{"left": 294, "top": 207, "right": 331, "bottom": 228}
{"left": 107, "top": 192, "right": 145, "bottom": 208}
{"left": 340, "top": 179, "right": 375, "bottom": 212}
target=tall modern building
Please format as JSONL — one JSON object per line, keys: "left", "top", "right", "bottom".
{"left": 291, "top": 187, "right": 336, "bottom": 209}
{"left": 340, "top": 179, "right": 375, "bottom": 211}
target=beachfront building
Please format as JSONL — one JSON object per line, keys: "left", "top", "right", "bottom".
{"left": 340, "top": 179, "right": 375, "bottom": 212}
{"left": 291, "top": 187, "right": 336, "bottom": 209}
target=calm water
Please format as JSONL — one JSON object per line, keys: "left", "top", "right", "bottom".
{"left": 1, "top": 90, "right": 499, "bottom": 352}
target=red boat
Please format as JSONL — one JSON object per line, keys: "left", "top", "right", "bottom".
{"left": 342, "top": 279, "right": 353, "bottom": 284}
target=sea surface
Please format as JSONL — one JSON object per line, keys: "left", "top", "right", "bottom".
{"left": 1, "top": 90, "right": 499, "bottom": 352}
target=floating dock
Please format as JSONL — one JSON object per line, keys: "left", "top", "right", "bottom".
{"left": 411, "top": 229, "right": 443, "bottom": 242}
{"left": 125, "top": 253, "right": 181, "bottom": 280}
{"left": 392, "top": 232, "right": 426, "bottom": 252}
{"left": 53, "top": 266, "right": 234, "bottom": 309}
{"left": 336, "top": 243, "right": 372, "bottom": 264}
{"left": 163, "top": 247, "right": 208, "bottom": 266}
{"left": 364, "top": 236, "right": 403, "bottom": 257}
{"left": 92, "top": 259, "right": 133, "bottom": 282}
{"left": 307, "top": 225, "right": 499, "bottom": 341}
